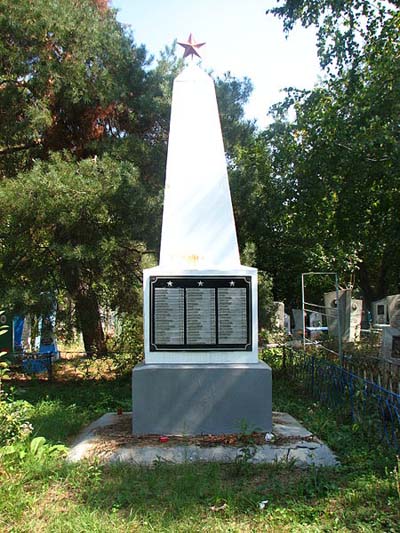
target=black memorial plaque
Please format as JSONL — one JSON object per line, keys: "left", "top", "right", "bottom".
{"left": 150, "top": 276, "right": 252, "bottom": 351}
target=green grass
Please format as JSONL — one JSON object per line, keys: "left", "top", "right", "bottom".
{"left": 15, "top": 376, "right": 131, "bottom": 443}
{"left": 0, "top": 368, "right": 399, "bottom": 532}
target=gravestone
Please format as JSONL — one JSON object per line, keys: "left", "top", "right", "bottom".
{"left": 308, "top": 311, "right": 324, "bottom": 340}
{"left": 38, "top": 307, "right": 60, "bottom": 360}
{"left": 0, "top": 311, "right": 13, "bottom": 354}
{"left": 392, "top": 336, "right": 400, "bottom": 358}
{"left": 284, "top": 312, "right": 291, "bottom": 335}
{"left": 39, "top": 316, "right": 59, "bottom": 358}
{"left": 324, "top": 290, "right": 362, "bottom": 343}
{"left": 380, "top": 295, "right": 400, "bottom": 359}
{"left": 387, "top": 294, "right": 400, "bottom": 326}
{"left": 310, "top": 311, "right": 323, "bottom": 328}
{"left": 21, "top": 315, "right": 32, "bottom": 352}
{"left": 13, "top": 316, "right": 24, "bottom": 352}
{"left": 273, "top": 302, "right": 285, "bottom": 330}
{"left": 371, "top": 298, "right": 388, "bottom": 325}
{"left": 132, "top": 44, "right": 272, "bottom": 436}
{"left": 292, "top": 309, "right": 305, "bottom": 336}
{"left": 381, "top": 326, "right": 400, "bottom": 359}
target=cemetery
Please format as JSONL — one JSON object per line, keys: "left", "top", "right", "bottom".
{"left": 1, "top": 1, "right": 400, "bottom": 531}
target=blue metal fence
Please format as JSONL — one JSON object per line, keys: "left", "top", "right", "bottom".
{"left": 281, "top": 347, "right": 400, "bottom": 451}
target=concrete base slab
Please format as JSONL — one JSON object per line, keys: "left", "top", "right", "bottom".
{"left": 132, "top": 361, "right": 272, "bottom": 435}
{"left": 68, "top": 412, "right": 338, "bottom": 468}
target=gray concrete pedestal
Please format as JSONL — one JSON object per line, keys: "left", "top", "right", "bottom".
{"left": 132, "top": 361, "right": 272, "bottom": 435}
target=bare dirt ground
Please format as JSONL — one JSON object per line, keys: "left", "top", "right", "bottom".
{"left": 89, "top": 413, "right": 317, "bottom": 457}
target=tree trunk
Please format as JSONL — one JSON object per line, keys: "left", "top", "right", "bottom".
{"left": 377, "top": 247, "right": 390, "bottom": 299}
{"left": 74, "top": 287, "right": 106, "bottom": 356}
{"left": 358, "top": 262, "right": 375, "bottom": 310}
{"left": 61, "top": 263, "right": 107, "bottom": 355}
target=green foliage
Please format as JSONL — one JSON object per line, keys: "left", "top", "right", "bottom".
{"left": 215, "top": 72, "right": 256, "bottom": 157}
{"left": 0, "top": 361, "right": 10, "bottom": 394}
{"left": 107, "top": 313, "right": 144, "bottom": 369}
{"left": 389, "top": 456, "right": 400, "bottom": 501}
{"left": 0, "top": 0, "right": 152, "bottom": 177}
{"left": 0, "top": 153, "right": 156, "bottom": 352}
{"left": 0, "top": 0, "right": 172, "bottom": 353}
{"left": 1, "top": 435, "right": 68, "bottom": 465}
{"left": 0, "top": 4, "right": 258, "bottom": 351}
{"left": 0, "top": 317, "right": 9, "bottom": 366}
{"left": 1, "top": 372, "right": 400, "bottom": 531}
{"left": 230, "top": 134, "right": 294, "bottom": 303}
{"left": 239, "top": 241, "right": 276, "bottom": 330}
{"left": 16, "top": 376, "right": 132, "bottom": 438}
{"left": 258, "top": 271, "right": 277, "bottom": 332}
{"left": 0, "top": 394, "right": 33, "bottom": 446}
{"left": 233, "top": 419, "right": 260, "bottom": 473}
{"left": 228, "top": 3, "right": 400, "bottom": 306}
{"left": 263, "top": 51, "right": 400, "bottom": 301}
{"left": 267, "top": 0, "right": 400, "bottom": 72}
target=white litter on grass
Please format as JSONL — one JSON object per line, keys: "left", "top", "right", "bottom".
{"left": 265, "top": 432, "right": 274, "bottom": 442}
{"left": 210, "top": 503, "right": 227, "bottom": 512}
{"left": 259, "top": 500, "right": 269, "bottom": 510}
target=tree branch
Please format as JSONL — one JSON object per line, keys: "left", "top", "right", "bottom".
{"left": 119, "top": 244, "right": 156, "bottom": 256}
{"left": 336, "top": 143, "right": 390, "bottom": 162}
{"left": 0, "top": 140, "right": 42, "bottom": 156}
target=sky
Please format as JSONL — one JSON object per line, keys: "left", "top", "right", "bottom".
{"left": 111, "top": 0, "right": 322, "bottom": 128}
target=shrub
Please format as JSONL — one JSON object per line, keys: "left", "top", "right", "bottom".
{"left": 0, "top": 394, "right": 33, "bottom": 446}
{"left": 105, "top": 313, "right": 144, "bottom": 374}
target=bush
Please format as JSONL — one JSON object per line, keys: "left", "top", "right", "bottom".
{"left": 0, "top": 394, "right": 33, "bottom": 446}
{"left": 106, "top": 313, "right": 144, "bottom": 372}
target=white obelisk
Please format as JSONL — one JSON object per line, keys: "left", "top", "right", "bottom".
{"left": 133, "top": 36, "right": 271, "bottom": 435}
{"left": 160, "top": 63, "right": 240, "bottom": 269}
{"left": 143, "top": 59, "right": 258, "bottom": 364}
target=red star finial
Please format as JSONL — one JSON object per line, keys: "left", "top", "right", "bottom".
{"left": 178, "top": 33, "right": 206, "bottom": 59}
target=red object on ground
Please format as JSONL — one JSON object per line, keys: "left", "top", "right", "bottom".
{"left": 117, "top": 408, "right": 123, "bottom": 415}
{"left": 159, "top": 436, "right": 169, "bottom": 443}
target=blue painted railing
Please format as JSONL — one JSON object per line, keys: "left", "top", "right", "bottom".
{"left": 278, "top": 347, "right": 400, "bottom": 451}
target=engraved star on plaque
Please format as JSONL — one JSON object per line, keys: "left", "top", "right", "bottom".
{"left": 230, "top": 281, "right": 235, "bottom": 287}
{"left": 167, "top": 281, "right": 173, "bottom": 287}
{"left": 198, "top": 281, "right": 204, "bottom": 287}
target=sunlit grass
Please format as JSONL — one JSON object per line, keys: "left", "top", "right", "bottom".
{"left": 0, "top": 368, "right": 399, "bottom": 532}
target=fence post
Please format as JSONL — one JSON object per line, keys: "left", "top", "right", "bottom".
{"left": 311, "top": 354, "right": 315, "bottom": 396}
{"left": 349, "top": 372, "right": 355, "bottom": 421}
{"left": 47, "top": 355, "right": 53, "bottom": 381}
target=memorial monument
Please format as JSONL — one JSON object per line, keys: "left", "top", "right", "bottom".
{"left": 371, "top": 298, "right": 388, "bottom": 326}
{"left": 324, "top": 289, "right": 362, "bottom": 343}
{"left": 132, "top": 35, "right": 272, "bottom": 435}
{"left": 380, "top": 294, "right": 400, "bottom": 358}
{"left": 273, "top": 302, "right": 285, "bottom": 330}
